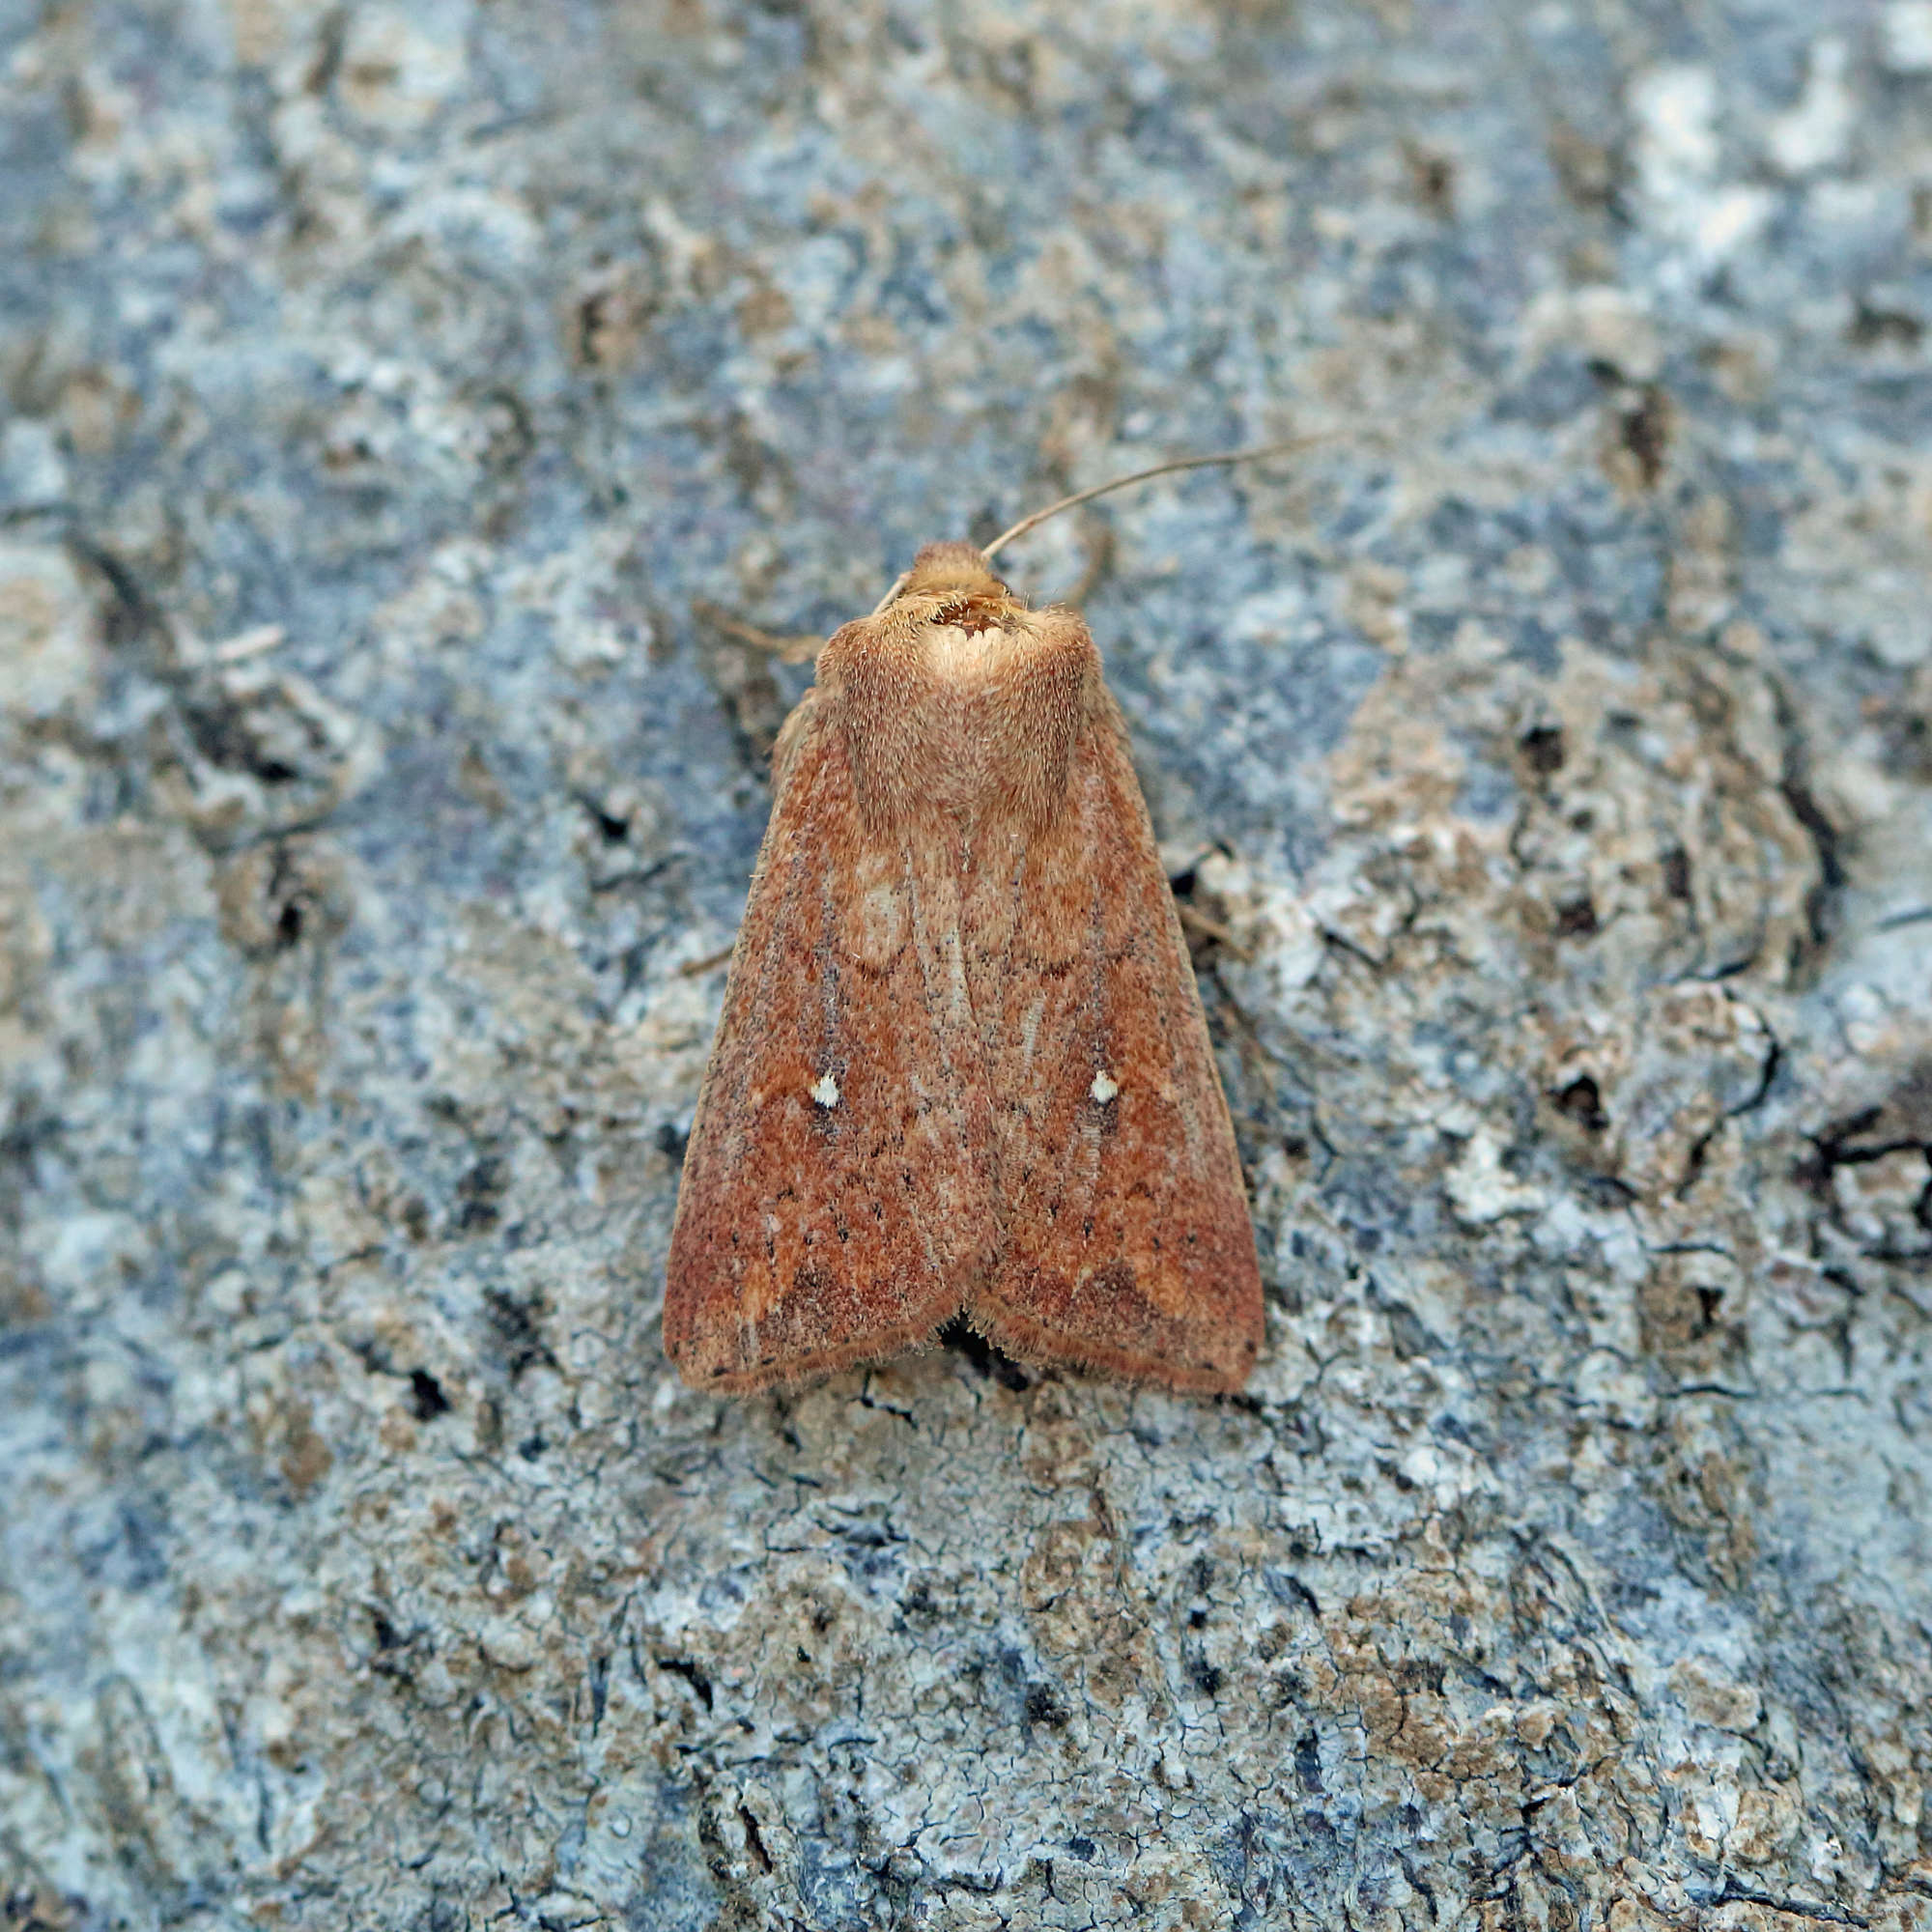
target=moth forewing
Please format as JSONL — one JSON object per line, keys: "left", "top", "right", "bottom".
{"left": 661, "top": 668, "right": 999, "bottom": 1393}
{"left": 964, "top": 690, "right": 1264, "bottom": 1391}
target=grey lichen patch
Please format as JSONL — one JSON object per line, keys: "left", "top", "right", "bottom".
{"left": 3, "top": 3, "right": 1931, "bottom": 1930}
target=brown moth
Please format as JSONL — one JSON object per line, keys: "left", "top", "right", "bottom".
{"left": 664, "top": 451, "right": 1306, "bottom": 1395}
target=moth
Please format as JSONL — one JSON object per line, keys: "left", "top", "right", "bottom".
{"left": 664, "top": 451, "right": 1304, "bottom": 1395}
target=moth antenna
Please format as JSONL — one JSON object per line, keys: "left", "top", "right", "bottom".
{"left": 980, "top": 434, "right": 1337, "bottom": 562}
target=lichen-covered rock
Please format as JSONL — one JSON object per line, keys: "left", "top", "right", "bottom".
{"left": 2, "top": 3, "right": 1929, "bottom": 1928}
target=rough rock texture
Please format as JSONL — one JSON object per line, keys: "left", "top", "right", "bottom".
{"left": 3, "top": 2, "right": 1931, "bottom": 1927}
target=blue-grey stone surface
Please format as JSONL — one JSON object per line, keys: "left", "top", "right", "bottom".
{"left": 3, "top": 1, "right": 1930, "bottom": 1927}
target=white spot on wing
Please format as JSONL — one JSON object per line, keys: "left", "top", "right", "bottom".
{"left": 810, "top": 1071, "right": 840, "bottom": 1108}
{"left": 1090, "top": 1070, "right": 1119, "bottom": 1104}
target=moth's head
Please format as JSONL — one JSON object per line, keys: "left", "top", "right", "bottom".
{"left": 905, "top": 542, "right": 1006, "bottom": 597}
{"left": 878, "top": 542, "right": 1009, "bottom": 611}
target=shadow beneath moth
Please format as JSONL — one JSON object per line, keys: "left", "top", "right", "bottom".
{"left": 665, "top": 447, "right": 1321, "bottom": 1395}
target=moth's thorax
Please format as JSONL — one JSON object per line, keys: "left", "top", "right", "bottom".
{"left": 923, "top": 620, "right": 1016, "bottom": 682}
{"left": 818, "top": 558, "right": 1102, "bottom": 836}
